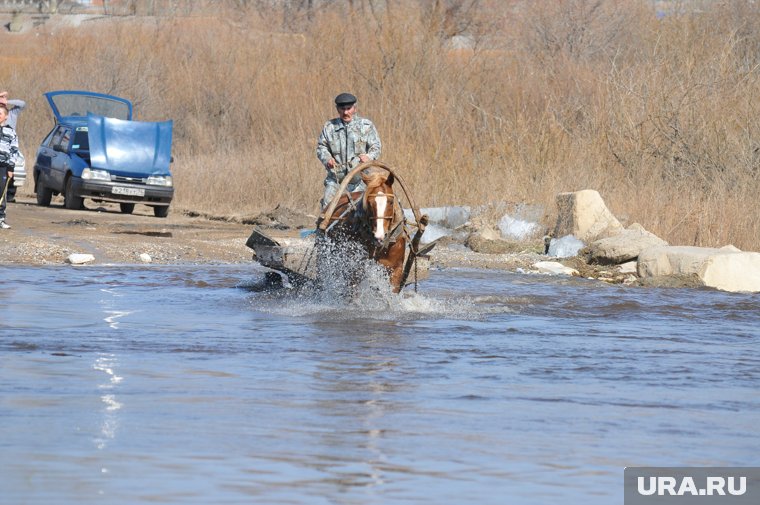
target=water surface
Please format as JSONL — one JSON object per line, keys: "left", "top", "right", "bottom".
{"left": 1, "top": 264, "right": 758, "bottom": 504}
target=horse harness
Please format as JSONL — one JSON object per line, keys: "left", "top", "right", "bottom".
{"left": 323, "top": 191, "right": 408, "bottom": 252}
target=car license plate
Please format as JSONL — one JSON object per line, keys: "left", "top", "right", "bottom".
{"left": 112, "top": 186, "right": 145, "bottom": 197}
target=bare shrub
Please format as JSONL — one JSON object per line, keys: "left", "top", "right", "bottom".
{"left": 5, "top": 0, "right": 760, "bottom": 250}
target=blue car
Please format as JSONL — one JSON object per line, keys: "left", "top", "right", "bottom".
{"left": 34, "top": 90, "right": 174, "bottom": 217}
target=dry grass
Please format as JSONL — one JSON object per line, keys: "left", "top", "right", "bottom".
{"left": 5, "top": 0, "right": 760, "bottom": 250}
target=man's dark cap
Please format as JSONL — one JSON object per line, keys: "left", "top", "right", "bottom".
{"left": 335, "top": 93, "right": 357, "bottom": 106}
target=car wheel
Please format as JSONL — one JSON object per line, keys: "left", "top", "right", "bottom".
{"left": 36, "top": 180, "right": 53, "bottom": 206}
{"left": 120, "top": 203, "right": 135, "bottom": 214}
{"left": 64, "top": 177, "right": 84, "bottom": 210}
{"left": 153, "top": 205, "right": 169, "bottom": 218}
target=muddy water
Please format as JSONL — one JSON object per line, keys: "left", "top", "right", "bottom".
{"left": 1, "top": 264, "right": 758, "bottom": 504}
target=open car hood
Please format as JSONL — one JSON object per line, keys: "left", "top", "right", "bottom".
{"left": 44, "top": 90, "right": 132, "bottom": 124}
{"left": 87, "top": 114, "right": 173, "bottom": 177}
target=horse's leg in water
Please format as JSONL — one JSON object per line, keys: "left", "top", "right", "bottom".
{"left": 378, "top": 238, "right": 407, "bottom": 293}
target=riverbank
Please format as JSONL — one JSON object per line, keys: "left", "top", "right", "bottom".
{"left": 0, "top": 196, "right": 257, "bottom": 265}
{"left": 0, "top": 196, "right": 549, "bottom": 272}
{"left": 0, "top": 195, "right": 711, "bottom": 291}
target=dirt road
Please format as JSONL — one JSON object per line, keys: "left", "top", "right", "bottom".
{"left": 0, "top": 195, "right": 261, "bottom": 265}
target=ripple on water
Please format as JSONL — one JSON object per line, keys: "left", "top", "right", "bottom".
{"left": 2, "top": 264, "right": 760, "bottom": 505}
{"left": 244, "top": 282, "right": 527, "bottom": 321}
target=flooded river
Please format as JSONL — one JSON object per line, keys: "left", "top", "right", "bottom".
{"left": 1, "top": 264, "right": 758, "bottom": 504}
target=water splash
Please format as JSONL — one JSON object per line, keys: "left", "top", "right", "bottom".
{"left": 499, "top": 214, "right": 542, "bottom": 240}
{"left": 548, "top": 235, "right": 585, "bottom": 258}
{"left": 240, "top": 236, "right": 502, "bottom": 320}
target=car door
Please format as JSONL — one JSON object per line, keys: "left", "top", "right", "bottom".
{"left": 48, "top": 126, "right": 72, "bottom": 191}
{"left": 34, "top": 128, "right": 57, "bottom": 187}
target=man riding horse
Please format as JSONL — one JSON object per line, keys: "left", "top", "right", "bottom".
{"left": 316, "top": 92, "right": 381, "bottom": 209}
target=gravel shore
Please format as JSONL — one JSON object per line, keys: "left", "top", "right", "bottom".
{"left": 0, "top": 196, "right": 547, "bottom": 272}
{"left": 4, "top": 195, "right": 704, "bottom": 292}
{"left": 0, "top": 197, "right": 258, "bottom": 266}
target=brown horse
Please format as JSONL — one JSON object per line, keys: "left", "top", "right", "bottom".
{"left": 317, "top": 169, "right": 408, "bottom": 294}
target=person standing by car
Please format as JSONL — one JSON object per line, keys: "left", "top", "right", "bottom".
{"left": 0, "top": 104, "right": 20, "bottom": 229}
{"left": 316, "top": 92, "right": 382, "bottom": 209}
{"left": 0, "top": 91, "right": 25, "bottom": 203}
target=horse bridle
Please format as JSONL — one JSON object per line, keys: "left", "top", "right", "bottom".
{"left": 364, "top": 191, "right": 395, "bottom": 221}
{"left": 364, "top": 190, "right": 407, "bottom": 259}
{"left": 321, "top": 187, "right": 401, "bottom": 254}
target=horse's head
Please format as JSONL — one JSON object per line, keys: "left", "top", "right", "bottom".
{"left": 361, "top": 170, "right": 396, "bottom": 246}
